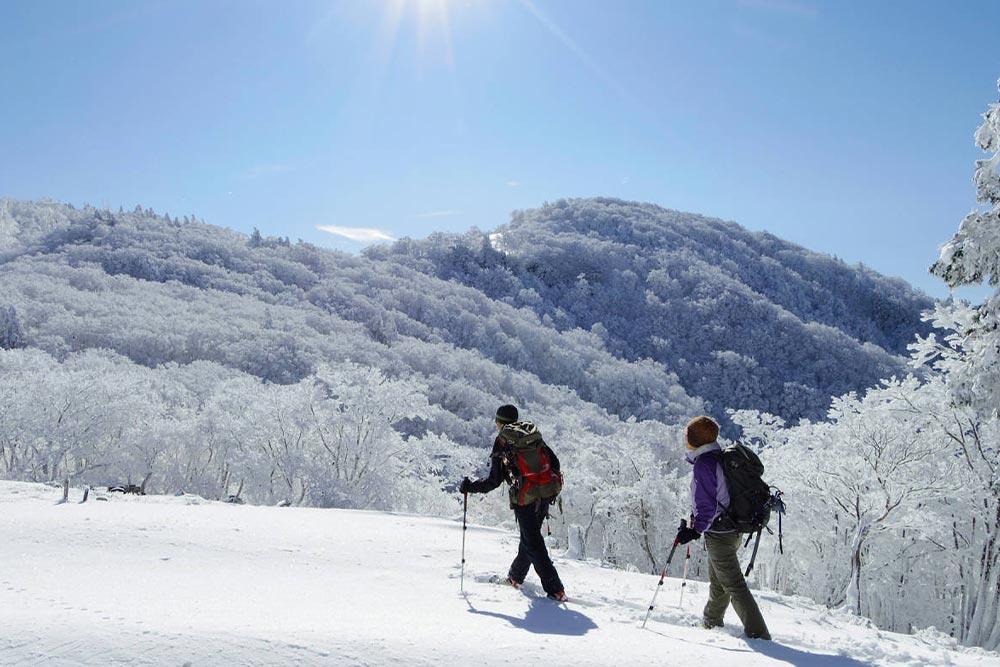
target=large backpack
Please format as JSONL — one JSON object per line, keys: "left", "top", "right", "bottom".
{"left": 715, "top": 442, "right": 785, "bottom": 575}
{"left": 499, "top": 422, "right": 562, "bottom": 507}
{"left": 715, "top": 443, "right": 774, "bottom": 533}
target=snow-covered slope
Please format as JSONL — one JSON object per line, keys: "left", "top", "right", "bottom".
{"left": 0, "top": 481, "right": 993, "bottom": 667}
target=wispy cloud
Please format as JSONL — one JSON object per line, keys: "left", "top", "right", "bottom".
{"left": 316, "top": 225, "right": 396, "bottom": 242}
{"left": 506, "top": 181, "right": 522, "bottom": 187}
{"left": 738, "top": 0, "right": 819, "bottom": 19}
{"left": 416, "top": 210, "right": 463, "bottom": 219}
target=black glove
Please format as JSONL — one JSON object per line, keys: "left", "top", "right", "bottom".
{"left": 459, "top": 477, "right": 472, "bottom": 494}
{"left": 676, "top": 526, "right": 701, "bottom": 545}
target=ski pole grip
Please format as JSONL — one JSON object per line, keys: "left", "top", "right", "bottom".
{"left": 672, "top": 518, "right": 687, "bottom": 546}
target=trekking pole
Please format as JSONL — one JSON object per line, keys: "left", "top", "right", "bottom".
{"left": 641, "top": 519, "right": 686, "bottom": 629}
{"left": 460, "top": 492, "right": 468, "bottom": 594}
{"left": 678, "top": 543, "right": 692, "bottom": 607}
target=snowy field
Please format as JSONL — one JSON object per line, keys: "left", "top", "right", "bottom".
{"left": 0, "top": 481, "right": 996, "bottom": 667}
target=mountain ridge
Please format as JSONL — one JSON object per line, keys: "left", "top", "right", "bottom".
{"left": 368, "top": 197, "right": 935, "bottom": 422}
{"left": 0, "top": 197, "right": 935, "bottom": 428}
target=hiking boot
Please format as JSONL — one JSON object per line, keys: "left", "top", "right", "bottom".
{"left": 489, "top": 574, "right": 521, "bottom": 588}
{"left": 547, "top": 590, "right": 567, "bottom": 602}
{"left": 702, "top": 617, "right": 724, "bottom": 630}
{"left": 745, "top": 631, "right": 771, "bottom": 641}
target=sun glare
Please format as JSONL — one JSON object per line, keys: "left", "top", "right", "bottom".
{"left": 378, "top": 0, "right": 456, "bottom": 68}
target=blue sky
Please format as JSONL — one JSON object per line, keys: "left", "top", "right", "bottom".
{"left": 1, "top": 0, "right": 998, "bottom": 299}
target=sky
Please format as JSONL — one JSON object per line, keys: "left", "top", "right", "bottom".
{"left": 1, "top": 0, "right": 999, "bottom": 300}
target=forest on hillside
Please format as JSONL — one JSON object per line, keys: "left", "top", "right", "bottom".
{"left": 369, "top": 197, "right": 934, "bottom": 422}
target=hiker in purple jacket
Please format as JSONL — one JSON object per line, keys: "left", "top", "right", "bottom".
{"left": 676, "top": 415, "right": 771, "bottom": 640}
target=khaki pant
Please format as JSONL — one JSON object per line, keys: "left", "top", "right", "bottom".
{"left": 703, "top": 531, "right": 770, "bottom": 640}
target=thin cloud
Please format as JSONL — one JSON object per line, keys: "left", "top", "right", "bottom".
{"left": 507, "top": 181, "right": 522, "bottom": 187}
{"left": 316, "top": 225, "right": 396, "bottom": 242}
{"left": 416, "top": 210, "right": 463, "bottom": 219}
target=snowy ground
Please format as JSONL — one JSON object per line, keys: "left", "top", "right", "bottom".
{"left": 0, "top": 481, "right": 995, "bottom": 667}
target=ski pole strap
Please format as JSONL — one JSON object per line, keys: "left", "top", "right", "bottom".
{"left": 778, "top": 510, "right": 784, "bottom": 554}
{"left": 744, "top": 529, "right": 763, "bottom": 577}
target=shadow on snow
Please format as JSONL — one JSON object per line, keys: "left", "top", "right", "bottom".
{"left": 643, "top": 627, "right": 877, "bottom": 667}
{"left": 750, "top": 640, "right": 877, "bottom": 667}
{"left": 465, "top": 596, "right": 598, "bottom": 636}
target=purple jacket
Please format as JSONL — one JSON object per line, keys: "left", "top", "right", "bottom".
{"left": 686, "top": 442, "right": 733, "bottom": 534}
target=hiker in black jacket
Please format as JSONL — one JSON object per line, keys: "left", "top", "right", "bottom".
{"left": 460, "top": 404, "right": 567, "bottom": 601}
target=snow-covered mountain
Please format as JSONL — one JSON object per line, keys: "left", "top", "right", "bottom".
{"left": 369, "top": 197, "right": 935, "bottom": 423}
{"left": 0, "top": 197, "right": 933, "bottom": 434}
{"left": 0, "top": 480, "right": 993, "bottom": 667}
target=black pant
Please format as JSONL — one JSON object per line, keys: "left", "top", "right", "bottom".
{"left": 509, "top": 501, "right": 564, "bottom": 595}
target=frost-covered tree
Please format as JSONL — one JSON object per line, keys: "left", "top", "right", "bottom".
{"left": 0, "top": 305, "right": 24, "bottom": 349}
{"left": 912, "top": 79, "right": 1000, "bottom": 649}
{"left": 735, "top": 381, "right": 956, "bottom": 616}
{"left": 370, "top": 197, "right": 932, "bottom": 427}
{"left": 890, "top": 376, "right": 1000, "bottom": 649}
{"left": 930, "top": 78, "right": 1000, "bottom": 416}
{"left": 822, "top": 382, "right": 956, "bottom": 615}
{"left": 732, "top": 373, "right": 1000, "bottom": 648}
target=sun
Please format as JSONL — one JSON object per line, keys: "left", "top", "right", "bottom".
{"left": 309, "top": 1, "right": 496, "bottom": 73}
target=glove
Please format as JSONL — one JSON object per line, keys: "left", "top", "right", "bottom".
{"left": 459, "top": 477, "right": 472, "bottom": 494}
{"left": 676, "top": 526, "right": 701, "bottom": 545}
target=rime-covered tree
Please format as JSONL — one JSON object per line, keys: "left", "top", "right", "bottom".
{"left": 931, "top": 78, "right": 1000, "bottom": 416}
{"left": 0, "top": 305, "right": 24, "bottom": 349}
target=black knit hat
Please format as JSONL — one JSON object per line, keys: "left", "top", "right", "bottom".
{"left": 495, "top": 404, "right": 519, "bottom": 424}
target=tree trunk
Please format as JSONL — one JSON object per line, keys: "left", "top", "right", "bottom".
{"left": 851, "top": 543, "right": 863, "bottom": 615}
{"left": 140, "top": 470, "right": 153, "bottom": 495}
{"left": 965, "top": 506, "right": 999, "bottom": 647}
